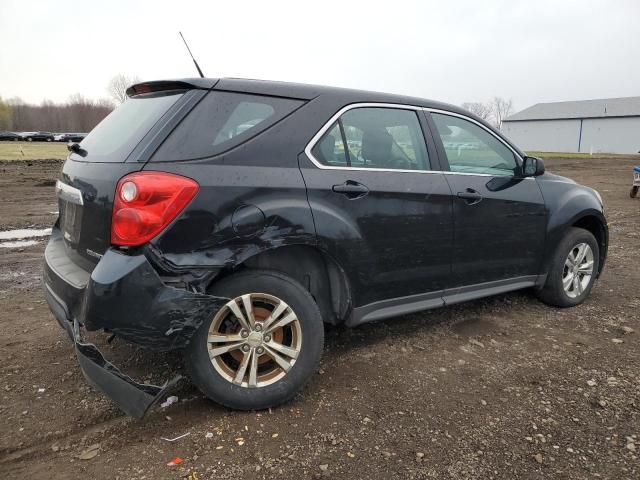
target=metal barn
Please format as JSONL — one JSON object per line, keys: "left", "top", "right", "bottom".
{"left": 502, "top": 97, "right": 640, "bottom": 154}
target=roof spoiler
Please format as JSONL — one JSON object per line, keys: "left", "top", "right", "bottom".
{"left": 126, "top": 78, "right": 218, "bottom": 98}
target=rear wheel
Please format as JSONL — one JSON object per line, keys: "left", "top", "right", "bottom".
{"left": 184, "top": 270, "right": 324, "bottom": 410}
{"left": 536, "top": 227, "right": 599, "bottom": 307}
{"left": 631, "top": 186, "right": 639, "bottom": 198}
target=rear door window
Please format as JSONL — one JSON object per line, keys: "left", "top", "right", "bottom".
{"left": 310, "top": 107, "right": 430, "bottom": 171}
{"left": 74, "top": 90, "right": 185, "bottom": 162}
{"left": 153, "top": 91, "right": 303, "bottom": 161}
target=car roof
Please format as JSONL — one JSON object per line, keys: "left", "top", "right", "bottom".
{"left": 132, "top": 77, "right": 471, "bottom": 116}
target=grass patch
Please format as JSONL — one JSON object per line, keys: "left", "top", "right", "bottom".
{"left": 0, "top": 141, "right": 68, "bottom": 161}
{"left": 527, "top": 151, "right": 640, "bottom": 159}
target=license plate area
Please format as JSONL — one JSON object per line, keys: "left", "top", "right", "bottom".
{"left": 56, "top": 181, "right": 84, "bottom": 244}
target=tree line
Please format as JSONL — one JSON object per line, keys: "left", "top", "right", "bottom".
{"left": 0, "top": 74, "right": 142, "bottom": 133}
{"left": 0, "top": 95, "right": 114, "bottom": 133}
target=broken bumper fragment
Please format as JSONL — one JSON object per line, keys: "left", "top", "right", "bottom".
{"left": 44, "top": 281, "right": 182, "bottom": 417}
{"left": 43, "top": 227, "right": 226, "bottom": 417}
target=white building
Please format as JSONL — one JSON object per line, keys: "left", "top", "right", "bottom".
{"left": 502, "top": 97, "right": 640, "bottom": 154}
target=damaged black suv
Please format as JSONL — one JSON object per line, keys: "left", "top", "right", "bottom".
{"left": 44, "top": 78, "right": 607, "bottom": 417}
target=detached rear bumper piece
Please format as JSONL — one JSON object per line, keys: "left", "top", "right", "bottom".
{"left": 43, "top": 226, "right": 227, "bottom": 417}
{"left": 44, "top": 284, "right": 181, "bottom": 417}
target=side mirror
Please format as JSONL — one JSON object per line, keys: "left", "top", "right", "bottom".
{"left": 522, "top": 156, "right": 545, "bottom": 177}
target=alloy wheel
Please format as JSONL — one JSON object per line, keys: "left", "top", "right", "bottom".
{"left": 207, "top": 293, "right": 302, "bottom": 388}
{"left": 562, "top": 242, "right": 594, "bottom": 298}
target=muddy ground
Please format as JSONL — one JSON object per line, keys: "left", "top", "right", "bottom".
{"left": 1, "top": 156, "right": 639, "bottom": 479}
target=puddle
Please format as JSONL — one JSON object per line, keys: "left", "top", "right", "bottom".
{"left": 0, "top": 240, "right": 40, "bottom": 248}
{"left": 0, "top": 228, "right": 52, "bottom": 241}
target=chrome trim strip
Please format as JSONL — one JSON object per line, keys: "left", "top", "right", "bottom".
{"left": 55, "top": 180, "right": 84, "bottom": 206}
{"left": 303, "top": 102, "right": 525, "bottom": 175}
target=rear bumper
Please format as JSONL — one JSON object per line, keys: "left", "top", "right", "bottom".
{"left": 43, "top": 226, "right": 227, "bottom": 416}
{"left": 44, "top": 227, "right": 227, "bottom": 349}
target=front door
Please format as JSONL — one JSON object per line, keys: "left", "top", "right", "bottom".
{"left": 300, "top": 106, "right": 453, "bottom": 308}
{"left": 427, "top": 111, "right": 547, "bottom": 288}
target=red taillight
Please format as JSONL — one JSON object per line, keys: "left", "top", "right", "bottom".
{"left": 111, "top": 172, "right": 199, "bottom": 246}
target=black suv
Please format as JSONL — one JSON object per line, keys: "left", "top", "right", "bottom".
{"left": 21, "top": 131, "right": 54, "bottom": 142}
{"left": 43, "top": 78, "right": 607, "bottom": 417}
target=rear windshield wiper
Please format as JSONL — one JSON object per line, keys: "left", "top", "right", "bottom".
{"left": 67, "top": 142, "right": 87, "bottom": 157}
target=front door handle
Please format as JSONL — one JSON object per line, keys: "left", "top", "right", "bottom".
{"left": 457, "top": 188, "right": 483, "bottom": 205}
{"left": 332, "top": 181, "right": 369, "bottom": 199}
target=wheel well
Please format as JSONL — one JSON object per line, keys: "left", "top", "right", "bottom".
{"left": 572, "top": 215, "right": 607, "bottom": 275}
{"left": 229, "top": 245, "right": 351, "bottom": 325}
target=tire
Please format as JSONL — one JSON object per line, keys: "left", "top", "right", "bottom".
{"left": 631, "top": 186, "right": 639, "bottom": 198}
{"left": 536, "top": 227, "right": 599, "bottom": 307}
{"left": 27, "top": 137, "right": 32, "bottom": 142}
{"left": 184, "top": 269, "right": 324, "bottom": 410}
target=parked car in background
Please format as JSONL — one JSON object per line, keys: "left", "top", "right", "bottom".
{"left": 44, "top": 78, "right": 608, "bottom": 417}
{"left": 55, "top": 132, "right": 88, "bottom": 142}
{"left": 20, "top": 131, "right": 54, "bottom": 142}
{"left": 67, "top": 133, "right": 87, "bottom": 142}
{"left": 0, "top": 131, "right": 20, "bottom": 141}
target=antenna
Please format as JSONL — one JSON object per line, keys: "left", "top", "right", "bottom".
{"left": 179, "top": 32, "right": 204, "bottom": 78}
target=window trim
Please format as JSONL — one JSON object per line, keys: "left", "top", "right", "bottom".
{"left": 304, "top": 103, "right": 525, "bottom": 177}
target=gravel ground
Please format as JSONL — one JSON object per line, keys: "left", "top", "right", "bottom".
{"left": 0, "top": 155, "right": 638, "bottom": 479}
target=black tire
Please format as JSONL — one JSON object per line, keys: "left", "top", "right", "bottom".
{"left": 184, "top": 269, "right": 324, "bottom": 410}
{"left": 536, "top": 227, "right": 599, "bottom": 307}
{"left": 631, "top": 186, "right": 639, "bottom": 198}
{"left": 27, "top": 137, "right": 32, "bottom": 142}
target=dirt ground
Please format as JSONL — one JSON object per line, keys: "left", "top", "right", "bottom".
{"left": 1, "top": 156, "right": 639, "bottom": 479}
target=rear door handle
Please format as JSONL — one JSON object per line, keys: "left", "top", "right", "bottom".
{"left": 332, "top": 181, "right": 369, "bottom": 199}
{"left": 457, "top": 188, "right": 483, "bottom": 205}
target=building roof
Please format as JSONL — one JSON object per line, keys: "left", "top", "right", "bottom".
{"left": 504, "top": 96, "right": 640, "bottom": 122}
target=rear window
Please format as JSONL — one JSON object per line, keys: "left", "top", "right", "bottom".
{"left": 152, "top": 91, "right": 303, "bottom": 161}
{"left": 74, "top": 91, "right": 184, "bottom": 162}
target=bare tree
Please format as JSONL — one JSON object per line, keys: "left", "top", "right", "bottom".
{"left": 461, "top": 102, "right": 493, "bottom": 121}
{"left": 490, "top": 97, "right": 514, "bottom": 130}
{"left": 107, "top": 74, "right": 141, "bottom": 104}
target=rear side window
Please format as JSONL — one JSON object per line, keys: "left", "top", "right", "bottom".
{"left": 154, "top": 91, "right": 303, "bottom": 160}
{"left": 310, "top": 122, "right": 348, "bottom": 167}
{"left": 76, "top": 90, "right": 184, "bottom": 162}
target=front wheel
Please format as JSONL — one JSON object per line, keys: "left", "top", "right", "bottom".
{"left": 185, "top": 270, "right": 324, "bottom": 410}
{"left": 536, "top": 227, "right": 599, "bottom": 307}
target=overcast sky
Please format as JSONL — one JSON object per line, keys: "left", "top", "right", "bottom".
{"left": 0, "top": 0, "right": 638, "bottom": 112}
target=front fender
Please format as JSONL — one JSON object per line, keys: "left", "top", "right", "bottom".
{"left": 537, "top": 176, "right": 607, "bottom": 277}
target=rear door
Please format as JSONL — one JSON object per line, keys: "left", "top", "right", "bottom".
{"left": 426, "top": 110, "right": 547, "bottom": 288}
{"left": 300, "top": 105, "right": 453, "bottom": 308}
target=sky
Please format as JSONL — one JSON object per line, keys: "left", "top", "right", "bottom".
{"left": 0, "top": 0, "right": 638, "bottom": 112}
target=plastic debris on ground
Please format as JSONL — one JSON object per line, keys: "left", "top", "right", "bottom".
{"left": 160, "top": 395, "right": 179, "bottom": 408}
{"left": 161, "top": 432, "right": 191, "bottom": 442}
